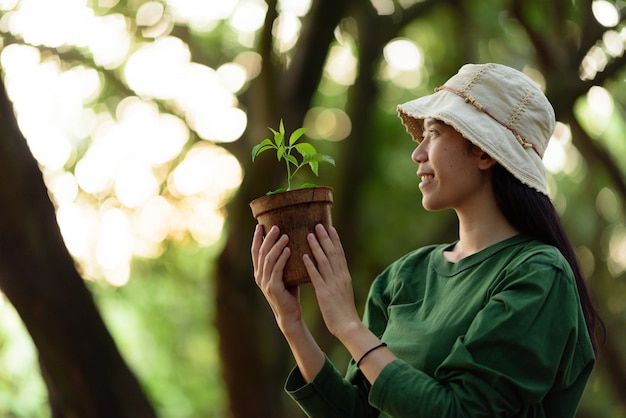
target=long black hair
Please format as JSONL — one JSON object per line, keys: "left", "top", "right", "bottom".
{"left": 492, "top": 164, "right": 605, "bottom": 355}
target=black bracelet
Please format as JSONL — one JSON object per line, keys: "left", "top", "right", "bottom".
{"left": 356, "top": 342, "right": 387, "bottom": 368}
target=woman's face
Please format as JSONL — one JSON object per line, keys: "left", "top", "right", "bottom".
{"left": 411, "top": 118, "right": 493, "bottom": 212}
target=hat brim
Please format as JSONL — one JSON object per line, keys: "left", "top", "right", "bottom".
{"left": 397, "top": 89, "right": 547, "bottom": 195}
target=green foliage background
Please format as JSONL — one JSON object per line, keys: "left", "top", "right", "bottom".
{"left": 1, "top": 0, "right": 625, "bottom": 417}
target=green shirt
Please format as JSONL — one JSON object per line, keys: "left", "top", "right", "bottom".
{"left": 285, "top": 235, "right": 595, "bottom": 417}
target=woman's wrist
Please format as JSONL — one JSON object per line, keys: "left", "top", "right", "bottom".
{"left": 279, "top": 316, "right": 309, "bottom": 340}
{"left": 282, "top": 319, "right": 325, "bottom": 383}
{"left": 332, "top": 319, "right": 368, "bottom": 342}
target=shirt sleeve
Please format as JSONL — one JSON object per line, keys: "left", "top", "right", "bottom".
{"left": 285, "top": 354, "right": 378, "bottom": 418}
{"left": 367, "top": 259, "right": 595, "bottom": 418}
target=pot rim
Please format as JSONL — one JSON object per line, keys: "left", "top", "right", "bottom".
{"left": 249, "top": 186, "right": 333, "bottom": 218}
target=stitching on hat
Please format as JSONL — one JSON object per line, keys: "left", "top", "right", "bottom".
{"left": 505, "top": 87, "right": 535, "bottom": 128}
{"left": 435, "top": 85, "right": 543, "bottom": 158}
{"left": 460, "top": 63, "right": 493, "bottom": 92}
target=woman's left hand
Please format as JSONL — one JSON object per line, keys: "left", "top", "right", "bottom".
{"left": 304, "top": 224, "right": 362, "bottom": 339}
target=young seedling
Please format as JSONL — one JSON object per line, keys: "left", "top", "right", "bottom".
{"left": 251, "top": 120, "right": 335, "bottom": 195}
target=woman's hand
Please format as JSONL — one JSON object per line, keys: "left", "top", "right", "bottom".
{"left": 254, "top": 224, "right": 392, "bottom": 384}
{"left": 251, "top": 224, "right": 302, "bottom": 334}
{"left": 304, "top": 224, "right": 362, "bottom": 339}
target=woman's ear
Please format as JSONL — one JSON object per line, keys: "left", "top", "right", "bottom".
{"left": 477, "top": 152, "right": 497, "bottom": 171}
{"left": 470, "top": 144, "right": 497, "bottom": 171}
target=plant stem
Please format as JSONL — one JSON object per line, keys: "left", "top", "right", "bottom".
{"left": 286, "top": 152, "right": 292, "bottom": 191}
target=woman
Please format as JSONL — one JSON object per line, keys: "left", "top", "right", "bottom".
{"left": 251, "top": 63, "right": 602, "bottom": 417}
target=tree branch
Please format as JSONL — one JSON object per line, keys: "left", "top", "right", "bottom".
{"left": 280, "top": 0, "right": 351, "bottom": 127}
{"left": 395, "top": 0, "right": 453, "bottom": 24}
{"left": 564, "top": 111, "right": 626, "bottom": 202}
{"left": 510, "top": 0, "right": 555, "bottom": 70}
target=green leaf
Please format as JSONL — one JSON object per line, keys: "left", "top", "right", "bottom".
{"left": 309, "top": 160, "right": 319, "bottom": 176}
{"left": 277, "top": 147, "right": 284, "bottom": 161}
{"left": 295, "top": 142, "right": 316, "bottom": 156}
{"left": 302, "top": 153, "right": 334, "bottom": 165}
{"left": 269, "top": 128, "right": 283, "bottom": 147}
{"left": 319, "top": 154, "right": 335, "bottom": 165}
{"left": 255, "top": 144, "right": 277, "bottom": 158}
{"left": 300, "top": 183, "right": 317, "bottom": 189}
{"left": 289, "top": 127, "right": 307, "bottom": 146}
{"left": 284, "top": 154, "right": 298, "bottom": 167}
{"left": 267, "top": 187, "right": 287, "bottom": 195}
{"left": 251, "top": 138, "right": 275, "bottom": 161}
{"left": 301, "top": 154, "right": 315, "bottom": 164}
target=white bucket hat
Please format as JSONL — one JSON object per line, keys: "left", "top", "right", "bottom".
{"left": 397, "top": 63, "right": 555, "bottom": 195}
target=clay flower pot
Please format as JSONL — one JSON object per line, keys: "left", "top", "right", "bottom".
{"left": 250, "top": 186, "right": 333, "bottom": 287}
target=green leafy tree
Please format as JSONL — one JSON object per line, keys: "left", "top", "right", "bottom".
{"left": 0, "top": 1, "right": 624, "bottom": 417}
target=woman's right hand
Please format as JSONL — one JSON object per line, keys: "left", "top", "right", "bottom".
{"left": 251, "top": 224, "right": 303, "bottom": 334}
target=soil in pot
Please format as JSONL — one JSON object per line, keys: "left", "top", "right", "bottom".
{"left": 250, "top": 186, "right": 333, "bottom": 287}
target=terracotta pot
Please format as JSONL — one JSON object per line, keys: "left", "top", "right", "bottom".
{"left": 250, "top": 187, "right": 333, "bottom": 287}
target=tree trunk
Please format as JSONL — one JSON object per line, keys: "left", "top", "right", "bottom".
{"left": 0, "top": 80, "right": 156, "bottom": 417}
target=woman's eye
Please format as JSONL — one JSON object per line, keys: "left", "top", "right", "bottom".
{"left": 421, "top": 127, "right": 439, "bottom": 140}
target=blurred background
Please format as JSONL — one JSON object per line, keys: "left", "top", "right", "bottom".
{"left": 0, "top": 0, "right": 624, "bottom": 417}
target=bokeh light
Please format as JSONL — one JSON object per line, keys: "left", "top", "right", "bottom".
{"left": 544, "top": 121, "right": 585, "bottom": 177}
{"left": 304, "top": 107, "right": 352, "bottom": 141}
{"left": 0, "top": 0, "right": 250, "bottom": 286}
{"left": 272, "top": 11, "right": 301, "bottom": 52}
{"left": 278, "top": 0, "right": 311, "bottom": 16}
{"left": 583, "top": 86, "right": 614, "bottom": 137}
{"left": 325, "top": 43, "right": 357, "bottom": 86}
{"left": 596, "top": 187, "right": 621, "bottom": 223}
{"left": 230, "top": 0, "right": 268, "bottom": 33}
{"left": 608, "top": 224, "right": 626, "bottom": 277}
{"left": 382, "top": 38, "right": 423, "bottom": 89}
{"left": 384, "top": 38, "right": 422, "bottom": 71}
{"left": 592, "top": 0, "right": 619, "bottom": 27}
{"left": 580, "top": 3, "right": 625, "bottom": 81}
{"left": 370, "top": 0, "right": 395, "bottom": 15}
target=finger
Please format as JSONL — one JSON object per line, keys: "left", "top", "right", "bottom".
{"left": 303, "top": 253, "right": 324, "bottom": 286}
{"left": 273, "top": 246, "right": 291, "bottom": 277}
{"left": 254, "top": 226, "right": 282, "bottom": 281}
{"left": 327, "top": 226, "right": 346, "bottom": 257}
{"left": 307, "top": 230, "right": 325, "bottom": 261}
{"left": 313, "top": 224, "right": 344, "bottom": 269}
{"left": 314, "top": 224, "right": 337, "bottom": 256}
{"left": 326, "top": 226, "right": 348, "bottom": 270}
{"left": 260, "top": 239, "right": 289, "bottom": 300}
{"left": 251, "top": 224, "right": 264, "bottom": 271}
{"left": 258, "top": 225, "right": 280, "bottom": 261}
{"left": 307, "top": 231, "right": 334, "bottom": 278}
{"left": 260, "top": 233, "right": 289, "bottom": 284}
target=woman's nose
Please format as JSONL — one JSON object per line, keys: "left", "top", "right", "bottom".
{"left": 412, "top": 142, "right": 426, "bottom": 164}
